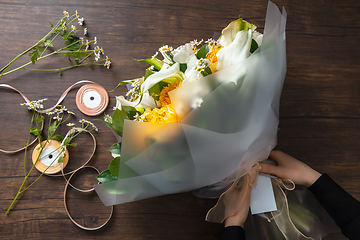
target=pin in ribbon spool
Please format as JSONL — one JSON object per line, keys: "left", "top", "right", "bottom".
{"left": 32, "top": 140, "right": 69, "bottom": 174}
{"left": 76, "top": 84, "right": 109, "bottom": 116}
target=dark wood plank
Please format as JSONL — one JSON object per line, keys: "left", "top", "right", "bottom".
{"left": 1, "top": 0, "right": 359, "bottom": 239}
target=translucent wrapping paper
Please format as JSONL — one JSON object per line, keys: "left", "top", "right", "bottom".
{"left": 95, "top": 1, "right": 286, "bottom": 207}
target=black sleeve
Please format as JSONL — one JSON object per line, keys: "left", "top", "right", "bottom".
{"left": 308, "top": 173, "right": 360, "bottom": 240}
{"left": 218, "top": 226, "right": 246, "bottom": 240}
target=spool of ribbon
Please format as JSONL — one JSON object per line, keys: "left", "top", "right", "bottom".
{"left": 37, "top": 127, "right": 113, "bottom": 230}
{"left": 32, "top": 140, "right": 69, "bottom": 174}
{"left": 76, "top": 84, "right": 109, "bottom": 116}
{"left": 0, "top": 80, "right": 108, "bottom": 153}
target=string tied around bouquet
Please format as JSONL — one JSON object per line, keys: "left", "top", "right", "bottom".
{"left": 205, "top": 163, "right": 314, "bottom": 240}
{"left": 31, "top": 127, "right": 113, "bottom": 230}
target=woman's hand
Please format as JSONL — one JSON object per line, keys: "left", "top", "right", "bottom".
{"left": 260, "top": 150, "right": 321, "bottom": 187}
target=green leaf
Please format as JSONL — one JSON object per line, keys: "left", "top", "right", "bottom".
{"left": 121, "top": 106, "right": 137, "bottom": 120}
{"left": 30, "top": 128, "right": 41, "bottom": 137}
{"left": 96, "top": 169, "right": 118, "bottom": 183}
{"left": 110, "top": 79, "right": 134, "bottom": 92}
{"left": 196, "top": 44, "right": 209, "bottom": 59}
{"left": 148, "top": 81, "right": 168, "bottom": 101}
{"left": 144, "top": 68, "right": 155, "bottom": 80}
{"left": 250, "top": 39, "right": 259, "bottom": 53}
{"left": 48, "top": 121, "right": 58, "bottom": 136}
{"left": 108, "top": 142, "right": 122, "bottom": 155}
{"left": 180, "top": 63, "right": 187, "bottom": 73}
{"left": 44, "top": 40, "right": 53, "bottom": 47}
{"left": 67, "top": 142, "right": 77, "bottom": 147}
{"left": 47, "top": 20, "right": 54, "bottom": 28}
{"left": 97, "top": 119, "right": 113, "bottom": 130}
{"left": 67, "top": 55, "right": 73, "bottom": 63}
{"left": 38, "top": 46, "right": 44, "bottom": 52}
{"left": 111, "top": 108, "right": 127, "bottom": 137}
{"left": 60, "top": 51, "right": 89, "bottom": 58}
{"left": 109, "top": 157, "right": 120, "bottom": 177}
{"left": 51, "top": 135, "right": 64, "bottom": 143}
{"left": 58, "top": 156, "right": 64, "bottom": 163}
{"left": 137, "top": 57, "right": 163, "bottom": 70}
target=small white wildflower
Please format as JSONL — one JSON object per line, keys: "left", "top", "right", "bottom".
{"left": 191, "top": 97, "right": 203, "bottom": 109}
{"left": 104, "top": 56, "right": 111, "bottom": 69}
{"left": 53, "top": 116, "right": 62, "bottom": 121}
{"left": 71, "top": 25, "right": 77, "bottom": 31}
{"left": 63, "top": 11, "right": 69, "bottom": 18}
{"left": 133, "top": 112, "right": 141, "bottom": 121}
{"left": 94, "top": 37, "right": 97, "bottom": 44}
{"left": 20, "top": 103, "right": 26, "bottom": 106}
{"left": 159, "top": 45, "right": 173, "bottom": 53}
{"left": 66, "top": 123, "right": 75, "bottom": 127}
{"left": 46, "top": 111, "right": 55, "bottom": 115}
{"left": 67, "top": 110, "right": 75, "bottom": 115}
{"left": 83, "top": 27, "right": 87, "bottom": 35}
{"left": 100, "top": 47, "right": 105, "bottom": 54}
{"left": 95, "top": 52, "right": 100, "bottom": 61}
{"left": 78, "top": 17, "right": 84, "bottom": 25}
{"left": 79, "top": 119, "right": 86, "bottom": 123}
{"left": 85, "top": 40, "right": 90, "bottom": 51}
{"left": 151, "top": 52, "right": 158, "bottom": 60}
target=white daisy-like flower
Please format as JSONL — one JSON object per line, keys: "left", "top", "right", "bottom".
{"left": 133, "top": 112, "right": 141, "bottom": 121}
{"left": 46, "top": 111, "right": 55, "bottom": 115}
{"left": 66, "top": 123, "right": 75, "bottom": 127}
{"left": 191, "top": 97, "right": 203, "bottom": 109}
{"left": 79, "top": 119, "right": 86, "bottom": 123}
{"left": 67, "top": 110, "right": 75, "bottom": 115}
{"left": 85, "top": 40, "right": 90, "bottom": 51}
{"left": 63, "top": 11, "right": 69, "bottom": 18}
{"left": 100, "top": 47, "right": 105, "bottom": 54}
{"left": 53, "top": 116, "right": 62, "bottom": 121}
{"left": 151, "top": 52, "right": 158, "bottom": 60}
{"left": 104, "top": 56, "right": 111, "bottom": 69}
{"left": 78, "top": 17, "right": 84, "bottom": 25}
{"left": 95, "top": 53, "right": 100, "bottom": 61}
{"left": 83, "top": 27, "right": 87, "bottom": 35}
{"left": 94, "top": 37, "right": 97, "bottom": 44}
{"left": 71, "top": 25, "right": 77, "bottom": 31}
{"left": 20, "top": 103, "right": 26, "bottom": 106}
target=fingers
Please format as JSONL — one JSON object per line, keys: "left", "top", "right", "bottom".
{"left": 259, "top": 162, "right": 282, "bottom": 177}
{"left": 268, "top": 150, "right": 287, "bottom": 164}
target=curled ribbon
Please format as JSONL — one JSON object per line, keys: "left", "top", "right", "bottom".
{"left": 36, "top": 127, "right": 113, "bottom": 230}
{"left": 0, "top": 80, "right": 108, "bottom": 154}
{"left": 206, "top": 165, "right": 314, "bottom": 240}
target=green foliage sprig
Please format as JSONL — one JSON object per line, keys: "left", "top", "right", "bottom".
{"left": 0, "top": 10, "right": 111, "bottom": 77}
{"left": 6, "top": 100, "right": 98, "bottom": 214}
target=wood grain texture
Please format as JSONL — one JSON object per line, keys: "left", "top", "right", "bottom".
{"left": 0, "top": 0, "right": 359, "bottom": 239}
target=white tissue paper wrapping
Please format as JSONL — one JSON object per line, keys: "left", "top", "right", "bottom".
{"left": 94, "top": 1, "right": 287, "bottom": 206}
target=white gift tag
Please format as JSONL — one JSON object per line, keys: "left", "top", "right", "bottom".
{"left": 250, "top": 174, "right": 277, "bottom": 215}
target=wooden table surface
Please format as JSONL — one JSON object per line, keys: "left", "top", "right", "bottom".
{"left": 0, "top": 0, "right": 359, "bottom": 239}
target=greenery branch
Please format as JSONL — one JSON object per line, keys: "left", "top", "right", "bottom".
{"left": 0, "top": 10, "right": 111, "bottom": 78}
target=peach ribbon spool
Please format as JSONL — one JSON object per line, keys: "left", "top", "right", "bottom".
{"left": 32, "top": 140, "right": 69, "bottom": 174}
{"left": 76, "top": 84, "right": 109, "bottom": 116}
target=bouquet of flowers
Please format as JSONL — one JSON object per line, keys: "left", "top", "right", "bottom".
{"left": 95, "top": 1, "right": 335, "bottom": 239}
